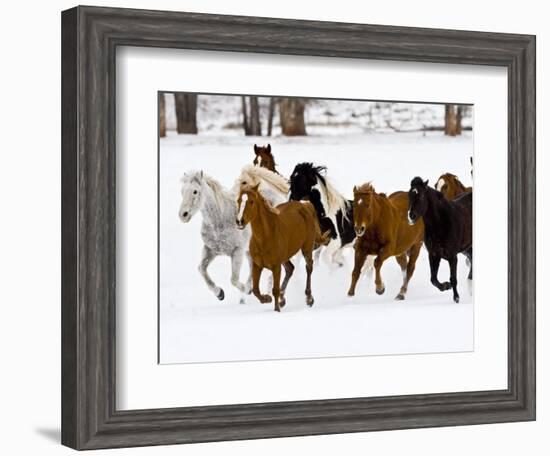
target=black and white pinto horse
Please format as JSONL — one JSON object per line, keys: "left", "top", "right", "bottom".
{"left": 289, "top": 163, "right": 362, "bottom": 268}
{"left": 407, "top": 177, "right": 472, "bottom": 303}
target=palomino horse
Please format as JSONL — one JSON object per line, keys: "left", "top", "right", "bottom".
{"left": 179, "top": 171, "right": 251, "bottom": 303}
{"left": 235, "top": 164, "right": 289, "bottom": 207}
{"left": 435, "top": 173, "right": 472, "bottom": 200}
{"left": 236, "top": 184, "right": 329, "bottom": 312}
{"left": 253, "top": 144, "right": 279, "bottom": 174}
{"left": 348, "top": 183, "right": 424, "bottom": 300}
{"left": 289, "top": 162, "right": 355, "bottom": 268}
{"left": 408, "top": 177, "right": 472, "bottom": 303}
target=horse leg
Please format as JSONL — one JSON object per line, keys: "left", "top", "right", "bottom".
{"left": 198, "top": 246, "right": 224, "bottom": 300}
{"left": 374, "top": 254, "right": 388, "bottom": 295}
{"left": 278, "top": 261, "right": 295, "bottom": 308}
{"left": 303, "top": 249, "right": 315, "bottom": 306}
{"left": 252, "top": 262, "right": 272, "bottom": 304}
{"left": 396, "top": 242, "right": 421, "bottom": 300}
{"left": 347, "top": 247, "right": 368, "bottom": 297}
{"left": 429, "top": 252, "right": 450, "bottom": 291}
{"left": 464, "top": 247, "right": 473, "bottom": 295}
{"left": 394, "top": 253, "right": 408, "bottom": 300}
{"left": 395, "top": 254, "right": 408, "bottom": 280}
{"left": 448, "top": 255, "right": 460, "bottom": 303}
{"left": 230, "top": 248, "right": 248, "bottom": 304}
{"left": 272, "top": 264, "right": 282, "bottom": 312}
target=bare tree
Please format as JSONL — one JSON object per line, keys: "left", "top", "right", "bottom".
{"left": 241, "top": 96, "right": 262, "bottom": 136}
{"left": 175, "top": 93, "right": 198, "bottom": 134}
{"left": 267, "top": 97, "right": 276, "bottom": 136}
{"left": 279, "top": 98, "right": 307, "bottom": 136}
{"left": 444, "top": 104, "right": 462, "bottom": 136}
{"left": 159, "top": 93, "right": 166, "bottom": 138}
{"left": 241, "top": 96, "right": 250, "bottom": 135}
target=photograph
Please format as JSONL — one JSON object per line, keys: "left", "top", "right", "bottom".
{"left": 158, "top": 93, "right": 474, "bottom": 364}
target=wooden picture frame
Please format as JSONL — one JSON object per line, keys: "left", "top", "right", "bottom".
{"left": 61, "top": 5, "right": 536, "bottom": 450}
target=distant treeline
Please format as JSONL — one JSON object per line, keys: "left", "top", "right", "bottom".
{"left": 159, "top": 93, "right": 471, "bottom": 138}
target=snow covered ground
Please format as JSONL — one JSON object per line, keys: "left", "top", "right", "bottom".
{"left": 159, "top": 130, "right": 474, "bottom": 364}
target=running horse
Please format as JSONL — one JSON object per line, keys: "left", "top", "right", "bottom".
{"left": 435, "top": 173, "right": 472, "bottom": 200}
{"left": 408, "top": 177, "right": 472, "bottom": 303}
{"left": 253, "top": 144, "right": 279, "bottom": 174}
{"left": 289, "top": 163, "right": 355, "bottom": 267}
{"left": 236, "top": 184, "right": 329, "bottom": 312}
{"left": 348, "top": 183, "right": 424, "bottom": 300}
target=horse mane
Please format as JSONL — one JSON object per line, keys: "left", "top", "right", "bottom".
{"left": 183, "top": 170, "right": 234, "bottom": 209}
{"left": 238, "top": 164, "right": 289, "bottom": 195}
{"left": 296, "top": 162, "right": 349, "bottom": 219}
{"left": 439, "top": 173, "right": 468, "bottom": 192}
{"left": 241, "top": 184, "right": 280, "bottom": 215}
{"left": 354, "top": 182, "right": 387, "bottom": 199}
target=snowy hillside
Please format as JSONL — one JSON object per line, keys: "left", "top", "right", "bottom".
{"left": 159, "top": 130, "right": 474, "bottom": 364}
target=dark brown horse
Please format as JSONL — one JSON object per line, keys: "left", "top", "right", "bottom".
{"left": 435, "top": 173, "right": 472, "bottom": 200}
{"left": 348, "top": 183, "right": 424, "bottom": 300}
{"left": 253, "top": 144, "right": 279, "bottom": 174}
{"left": 236, "top": 184, "right": 329, "bottom": 312}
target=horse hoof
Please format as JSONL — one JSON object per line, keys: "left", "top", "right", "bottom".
{"left": 376, "top": 287, "right": 385, "bottom": 295}
{"left": 441, "top": 282, "right": 451, "bottom": 291}
{"left": 274, "top": 306, "right": 281, "bottom": 312}
{"left": 306, "top": 296, "right": 314, "bottom": 307}
{"left": 217, "top": 289, "right": 225, "bottom": 301}
{"left": 395, "top": 294, "right": 405, "bottom": 301}
{"left": 279, "top": 297, "right": 286, "bottom": 308}
{"left": 260, "top": 295, "right": 272, "bottom": 304}
{"left": 239, "top": 297, "right": 246, "bottom": 304}
{"left": 454, "top": 296, "right": 460, "bottom": 303}
{"left": 347, "top": 291, "right": 355, "bottom": 297}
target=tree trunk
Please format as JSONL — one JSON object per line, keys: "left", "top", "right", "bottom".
{"left": 267, "top": 97, "right": 275, "bottom": 136}
{"left": 456, "top": 105, "right": 463, "bottom": 135}
{"left": 159, "top": 93, "right": 166, "bottom": 138}
{"left": 279, "top": 98, "right": 307, "bottom": 136}
{"left": 249, "top": 96, "right": 262, "bottom": 136}
{"left": 241, "top": 96, "right": 250, "bottom": 135}
{"left": 444, "top": 104, "right": 459, "bottom": 136}
{"left": 175, "top": 93, "right": 198, "bottom": 134}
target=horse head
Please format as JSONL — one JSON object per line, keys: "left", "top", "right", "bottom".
{"left": 253, "top": 144, "right": 275, "bottom": 171}
{"left": 289, "top": 162, "right": 326, "bottom": 201}
{"left": 352, "top": 183, "right": 376, "bottom": 237}
{"left": 408, "top": 177, "right": 429, "bottom": 225}
{"left": 179, "top": 170, "right": 204, "bottom": 223}
{"left": 236, "top": 183, "right": 261, "bottom": 229}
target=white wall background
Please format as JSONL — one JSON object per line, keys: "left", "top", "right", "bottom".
{"left": 0, "top": 0, "right": 545, "bottom": 454}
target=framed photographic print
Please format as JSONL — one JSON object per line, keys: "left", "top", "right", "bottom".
{"left": 61, "top": 5, "right": 536, "bottom": 450}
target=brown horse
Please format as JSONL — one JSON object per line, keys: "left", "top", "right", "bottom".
{"left": 253, "top": 144, "right": 279, "bottom": 174}
{"left": 236, "top": 184, "right": 329, "bottom": 312}
{"left": 435, "top": 173, "right": 472, "bottom": 200}
{"left": 348, "top": 183, "right": 424, "bottom": 300}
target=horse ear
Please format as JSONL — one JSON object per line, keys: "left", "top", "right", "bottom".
{"left": 424, "top": 179, "right": 429, "bottom": 186}
{"left": 353, "top": 185, "right": 357, "bottom": 193}
{"left": 254, "top": 144, "right": 258, "bottom": 154}
{"left": 200, "top": 170, "right": 204, "bottom": 179}
{"left": 267, "top": 144, "right": 271, "bottom": 152}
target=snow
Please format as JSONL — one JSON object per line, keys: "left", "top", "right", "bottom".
{"left": 159, "top": 129, "right": 474, "bottom": 364}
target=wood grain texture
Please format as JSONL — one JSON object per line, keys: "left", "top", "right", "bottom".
{"left": 61, "top": 5, "right": 536, "bottom": 450}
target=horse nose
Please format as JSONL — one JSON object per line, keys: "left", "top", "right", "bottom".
{"left": 182, "top": 211, "right": 189, "bottom": 218}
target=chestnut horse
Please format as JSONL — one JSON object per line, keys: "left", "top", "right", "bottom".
{"left": 253, "top": 144, "right": 279, "bottom": 174}
{"left": 236, "top": 184, "right": 329, "bottom": 312}
{"left": 435, "top": 173, "right": 471, "bottom": 200}
{"left": 348, "top": 183, "right": 424, "bottom": 300}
